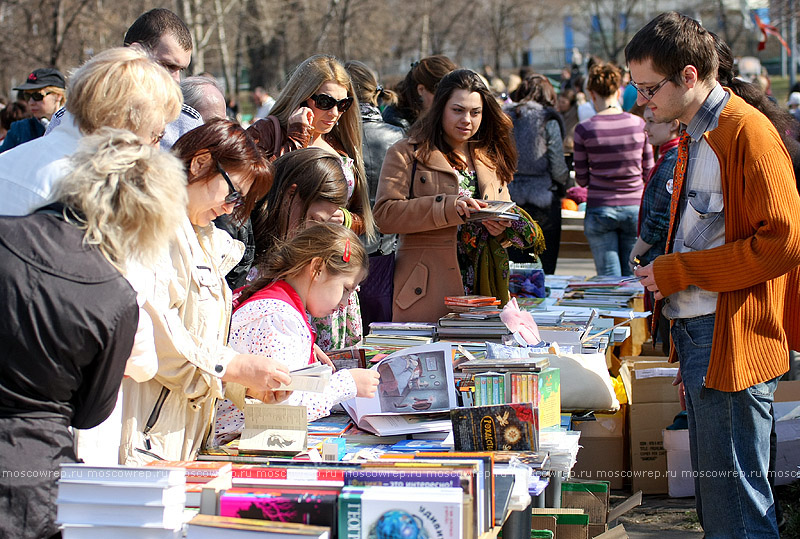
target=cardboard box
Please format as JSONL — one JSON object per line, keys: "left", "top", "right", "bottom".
{"left": 662, "top": 429, "right": 693, "bottom": 497}
{"left": 561, "top": 481, "right": 609, "bottom": 523}
{"left": 629, "top": 402, "right": 683, "bottom": 494}
{"left": 571, "top": 409, "right": 626, "bottom": 489}
{"left": 559, "top": 482, "right": 642, "bottom": 538}
{"left": 619, "top": 359, "right": 680, "bottom": 404}
{"left": 774, "top": 380, "right": 800, "bottom": 486}
{"left": 531, "top": 508, "right": 588, "bottom": 539}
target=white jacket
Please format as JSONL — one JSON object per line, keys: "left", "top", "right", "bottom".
{"left": 120, "top": 218, "right": 244, "bottom": 464}
{"left": 0, "top": 111, "right": 81, "bottom": 216}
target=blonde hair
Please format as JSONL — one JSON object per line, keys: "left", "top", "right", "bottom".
{"left": 239, "top": 222, "right": 368, "bottom": 305}
{"left": 66, "top": 47, "right": 182, "bottom": 135}
{"left": 41, "top": 85, "right": 66, "bottom": 108}
{"left": 344, "top": 60, "right": 397, "bottom": 107}
{"left": 269, "top": 55, "right": 374, "bottom": 238}
{"left": 53, "top": 128, "right": 188, "bottom": 269}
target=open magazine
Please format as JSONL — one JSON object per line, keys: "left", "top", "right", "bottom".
{"left": 340, "top": 343, "right": 457, "bottom": 436}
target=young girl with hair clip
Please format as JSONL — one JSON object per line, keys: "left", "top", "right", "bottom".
{"left": 375, "top": 69, "right": 543, "bottom": 323}
{"left": 215, "top": 223, "right": 379, "bottom": 443}
{"left": 247, "top": 54, "right": 374, "bottom": 351}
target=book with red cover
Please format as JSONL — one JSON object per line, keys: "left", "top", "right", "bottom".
{"left": 219, "top": 487, "right": 338, "bottom": 530}
{"left": 444, "top": 295, "right": 500, "bottom": 306}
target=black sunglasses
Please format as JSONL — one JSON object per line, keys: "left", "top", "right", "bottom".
{"left": 23, "top": 91, "right": 55, "bottom": 102}
{"left": 216, "top": 163, "right": 242, "bottom": 206}
{"left": 309, "top": 93, "right": 353, "bottom": 113}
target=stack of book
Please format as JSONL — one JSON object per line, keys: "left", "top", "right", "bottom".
{"left": 145, "top": 461, "right": 233, "bottom": 509}
{"left": 437, "top": 311, "right": 510, "bottom": 341}
{"left": 362, "top": 322, "right": 437, "bottom": 349}
{"left": 444, "top": 295, "right": 500, "bottom": 312}
{"left": 57, "top": 463, "right": 186, "bottom": 538}
{"left": 218, "top": 453, "right": 500, "bottom": 538}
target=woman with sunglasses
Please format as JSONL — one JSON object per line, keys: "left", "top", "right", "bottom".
{"left": 0, "top": 67, "right": 66, "bottom": 153}
{"left": 573, "top": 62, "right": 654, "bottom": 276}
{"left": 120, "top": 119, "right": 293, "bottom": 465}
{"left": 247, "top": 54, "right": 374, "bottom": 351}
{"left": 375, "top": 69, "right": 542, "bottom": 323}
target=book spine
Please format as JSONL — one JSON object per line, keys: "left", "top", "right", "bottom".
{"left": 502, "top": 373, "right": 511, "bottom": 404}
{"left": 338, "top": 490, "right": 363, "bottom": 539}
{"left": 480, "top": 377, "right": 488, "bottom": 406}
{"left": 472, "top": 377, "right": 481, "bottom": 407}
{"left": 531, "top": 372, "right": 539, "bottom": 405}
{"left": 344, "top": 470, "right": 462, "bottom": 489}
{"left": 521, "top": 374, "right": 528, "bottom": 403}
{"left": 492, "top": 376, "right": 500, "bottom": 405}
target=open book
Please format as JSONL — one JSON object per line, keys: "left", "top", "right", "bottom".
{"left": 278, "top": 363, "right": 332, "bottom": 393}
{"left": 340, "top": 343, "right": 457, "bottom": 436}
{"left": 466, "top": 200, "right": 520, "bottom": 222}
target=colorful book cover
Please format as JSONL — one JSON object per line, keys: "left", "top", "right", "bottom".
{"left": 338, "top": 486, "right": 463, "bottom": 539}
{"left": 450, "top": 403, "right": 539, "bottom": 452}
{"left": 219, "top": 488, "right": 337, "bottom": 529}
{"left": 344, "top": 468, "right": 461, "bottom": 487}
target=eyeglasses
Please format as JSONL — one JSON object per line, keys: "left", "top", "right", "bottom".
{"left": 629, "top": 76, "right": 671, "bottom": 102}
{"left": 150, "top": 130, "right": 166, "bottom": 145}
{"left": 309, "top": 93, "right": 353, "bottom": 113}
{"left": 23, "top": 91, "right": 55, "bottom": 102}
{"left": 217, "top": 162, "right": 243, "bottom": 206}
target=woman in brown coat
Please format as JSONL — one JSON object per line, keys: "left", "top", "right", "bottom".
{"left": 374, "top": 69, "right": 519, "bottom": 323}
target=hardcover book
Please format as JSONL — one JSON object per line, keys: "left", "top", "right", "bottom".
{"left": 450, "top": 403, "right": 539, "bottom": 452}
{"left": 186, "top": 514, "right": 330, "bottom": 538}
{"left": 337, "top": 485, "right": 464, "bottom": 539}
{"left": 219, "top": 487, "right": 338, "bottom": 530}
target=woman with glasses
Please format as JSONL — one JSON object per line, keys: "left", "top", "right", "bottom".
{"left": 247, "top": 54, "right": 374, "bottom": 351}
{"left": 573, "top": 62, "right": 654, "bottom": 276}
{"left": 0, "top": 67, "right": 66, "bottom": 153}
{"left": 120, "top": 119, "right": 293, "bottom": 465}
{"left": 376, "top": 69, "right": 543, "bottom": 323}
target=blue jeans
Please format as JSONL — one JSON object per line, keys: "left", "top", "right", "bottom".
{"left": 583, "top": 205, "right": 638, "bottom": 276}
{"left": 672, "top": 314, "right": 779, "bottom": 538}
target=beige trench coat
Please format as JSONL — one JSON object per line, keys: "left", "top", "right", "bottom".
{"left": 120, "top": 218, "right": 245, "bottom": 465}
{"left": 374, "top": 139, "right": 511, "bottom": 323}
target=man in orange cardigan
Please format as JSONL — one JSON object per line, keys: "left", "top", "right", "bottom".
{"left": 626, "top": 12, "right": 800, "bottom": 538}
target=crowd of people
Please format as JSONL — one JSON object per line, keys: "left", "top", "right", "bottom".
{"left": 1, "top": 7, "right": 799, "bottom": 539}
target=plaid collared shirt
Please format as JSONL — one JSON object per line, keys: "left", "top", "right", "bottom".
{"left": 664, "top": 83, "right": 730, "bottom": 319}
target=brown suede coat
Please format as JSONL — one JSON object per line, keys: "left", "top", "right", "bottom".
{"left": 374, "top": 138, "right": 511, "bottom": 323}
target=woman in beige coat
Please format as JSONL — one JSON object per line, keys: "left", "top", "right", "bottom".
{"left": 374, "top": 70, "right": 518, "bottom": 323}
{"left": 120, "top": 120, "right": 292, "bottom": 464}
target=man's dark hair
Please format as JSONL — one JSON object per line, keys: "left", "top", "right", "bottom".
{"left": 123, "top": 8, "right": 192, "bottom": 51}
{"left": 625, "top": 11, "right": 717, "bottom": 84}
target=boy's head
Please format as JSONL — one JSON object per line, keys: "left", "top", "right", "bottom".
{"left": 643, "top": 108, "right": 680, "bottom": 147}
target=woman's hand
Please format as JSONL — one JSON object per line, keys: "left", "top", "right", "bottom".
{"left": 245, "top": 389, "right": 293, "bottom": 404}
{"left": 223, "top": 353, "right": 292, "bottom": 391}
{"left": 455, "top": 196, "right": 485, "bottom": 219}
{"left": 349, "top": 368, "right": 380, "bottom": 398}
{"left": 288, "top": 106, "right": 314, "bottom": 131}
{"left": 313, "top": 343, "right": 335, "bottom": 371}
{"left": 483, "top": 218, "right": 512, "bottom": 237}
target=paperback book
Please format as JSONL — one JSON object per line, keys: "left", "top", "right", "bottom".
{"left": 337, "top": 485, "right": 464, "bottom": 539}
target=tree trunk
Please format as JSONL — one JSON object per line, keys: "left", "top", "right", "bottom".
{"left": 214, "top": 0, "right": 234, "bottom": 94}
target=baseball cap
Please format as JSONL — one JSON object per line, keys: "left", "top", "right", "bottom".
{"left": 13, "top": 68, "right": 66, "bottom": 91}
{"left": 788, "top": 92, "right": 800, "bottom": 107}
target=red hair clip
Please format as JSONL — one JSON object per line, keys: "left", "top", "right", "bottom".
{"left": 343, "top": 239, "right": 351, "bottom": 262}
